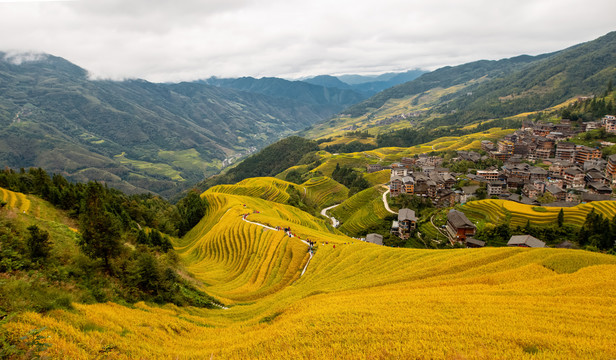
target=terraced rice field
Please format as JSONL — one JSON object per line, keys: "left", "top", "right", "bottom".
{"left": 274, "top": 164, "right": 311, "bottom": 181}
{"left": 460, "top": 199, "right": 616, "bottom": 227}
{"left": 5, "top": 179, "right": 616, "bottom": 359}
{"left": 366, "top": 128, "right": 515, "bottom": 162}
{"left": 208, "top": 177, "right": 294, "bottom": 204}
{"left": 208, "top": 176, "right": 348, "bottom": 211}
{"left": 301, "top": 176, "right": 348, "bottom": 209}
{"left": 330, "top": 186, "right": 391, "bottom": 235}
{"left": 363, "top": 169, "right": 390, "bottom": 186}
{"left": 312, "top": 153, "right": 376, "bottom": 177}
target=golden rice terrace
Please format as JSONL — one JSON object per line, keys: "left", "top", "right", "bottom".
{"left": 3, "top": 179, "right": 616, "bottom": 359}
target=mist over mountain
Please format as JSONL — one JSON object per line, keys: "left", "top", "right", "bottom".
{"left": 0, "top": 53, "right": 354, "bottom": 197}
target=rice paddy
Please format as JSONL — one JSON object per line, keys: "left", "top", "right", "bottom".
{"left": 460, "top": 199, "right": 616, "bottom": 227}
{"left": 4, "top": 183, "right": 616, "bottom": 359}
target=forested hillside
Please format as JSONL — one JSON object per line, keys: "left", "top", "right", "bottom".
{"left": 0, "top": 54, "right": 344, "bottom": 197}
{"left": 204, "top": 76, "right": 366, "bottom": 109}
{"left": 305, "top": 31, "right": 616, "bottom": 139}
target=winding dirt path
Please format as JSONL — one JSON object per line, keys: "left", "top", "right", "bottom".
{"left": 381, "top": 188, "right": 397, "bottom": 215}
{"left": 320, "top": 204, "right": 340, "bottom": 227}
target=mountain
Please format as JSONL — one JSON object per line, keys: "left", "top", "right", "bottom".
{"left": 432, "top": 31, "right": 616, "bottom": 124}
{"left": 203, "top": 76, "right": 366, "bottom": 110}
{"left": 301, "top": 75, "right": 354, "bottom": 90}
{"left": 309, "top": 31, "right": 616, "bottom": 138}
{"left": 344, "top": 54, "right": 553, "bottom": 118}
{"left": 304, "top": 69, "right": 427, "bottom": 95}
{"left": 0, "top": 53, "right": 353, "bottom": 197}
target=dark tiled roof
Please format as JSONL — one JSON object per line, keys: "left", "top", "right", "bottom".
{"left": 447, "top": 210, "right": 475, "bottom": 229}
{"left": 507, "top": 235, "right": 545, "bottom": 248}
{"left": 465, "top": 237, "right": 485, "bottom": 247}
{"left": 398, "top": 208, "right": 417, "bottom": 222}
{"left": 365, "top": 233, "right": 383, "bottom": 246}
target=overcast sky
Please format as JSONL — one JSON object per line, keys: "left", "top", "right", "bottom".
{"left": 0, "top": 0, "right": 614, "bottom": 82}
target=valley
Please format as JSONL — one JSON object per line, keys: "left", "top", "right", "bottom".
{"left": 1, "top": 30, "right": 616, "bottom": 359}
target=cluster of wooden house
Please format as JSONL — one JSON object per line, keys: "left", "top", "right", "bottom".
{"left": 378, "top": 156, "right": 459, "bottom": 207}
{"left": 470, "top": 117, "right": 616, "bottom": 205}
{"left": 444, "top": 210, "right": 549, "bottom": 248}
{"left": 380, "top": 116, "right": 616, "bottom": 207}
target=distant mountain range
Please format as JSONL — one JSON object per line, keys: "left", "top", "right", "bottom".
{"left": 302, "top": 69, "right": 427, "bottom": 95}
{"left": 304, "top": 31, "right": 616, "bottom": 138}
{"left": 0, "top": 53, "right": 368, "bottom": 197}
{"left": 202, "top": 76, "right": 366, "bottom": 110}
{"left": 2, "top": 31, "right": 615, "bottom": 197}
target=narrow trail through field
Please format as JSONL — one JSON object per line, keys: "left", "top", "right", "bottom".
{"left": 241, "top": 215, "right": 314, "bottom": 277}
{"left": 381, "top": 188, "right": 397, "bottom": 215}
{"left": 320, "top": 204, "right": 340, "bottom": 227}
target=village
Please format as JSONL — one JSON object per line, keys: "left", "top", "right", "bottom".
{"left": 363, "top": 115, "right": 616, "bottom": 249}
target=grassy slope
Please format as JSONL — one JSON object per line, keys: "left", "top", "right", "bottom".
{"left": 330, "top": 186, "right": 390, "bottom": 235}
{"left": 304, "top": 82, "right": 475, "bottom": 139}
{"left": 3, "top": 182, "right": 616, "bottom": 359}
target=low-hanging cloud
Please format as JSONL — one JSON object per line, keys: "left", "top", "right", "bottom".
{"left": 0, "top": 0, "right": 614, "bottom": 82}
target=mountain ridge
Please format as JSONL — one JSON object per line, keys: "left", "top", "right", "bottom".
{"left": 0, "top": 53, "right": 359, "bottom": 197}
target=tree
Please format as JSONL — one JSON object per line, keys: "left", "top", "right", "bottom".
{"left": 475, "top": 187, "right": 487, "bottom": 200}
{"left": 536, "top": 192, "right": 556, "bottom": 204}
{"left": 557, "top": 208, "right": 564, "bottom": 228}
{"left": 79, "top": 182, "right": 122, "bottom": 270}
{"left": 177, "top": 190, "right": 208, "bottom": 237}
{"left": 136, "top": 229, "right": 149, "bottom": 245}
{"left": 26, "top": 225, "right": 51, "bottom": 262}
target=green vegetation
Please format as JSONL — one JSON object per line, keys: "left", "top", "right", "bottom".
{"left": 197, "top": 137, "right": 319, "bottom": 193}
{"left": 0, "top": 182, "right": 219, "bottom": 320}
{"left": 176, "top": 190, "right": 208, "bottom": 237}
{"left": 0, "top": 54, "right": 340, "bottom": 197}
{"left": 330, "top": 187, "right": 389, "bottom": 236}
{"left": 331, "top": 163, "right": 370, "bottom": 196}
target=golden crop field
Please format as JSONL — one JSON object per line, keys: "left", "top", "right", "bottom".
{"left": 0, "top": 186, "right": 31, "bottom": 213}
{"left": 312, "top": 152, "right": 376, "bottom": 177}
{"left": 5, "top": 181, "right": 616, "bottom": 359}
{"left": 330, "top": 186, "right": 390, "bottom": 235}
{"left": 208, "top": 176, "right": 348, "bottom": 211}
{"left": 208, "top": 177, "right": 294, "bottom": 204}
{"left": 366, "top": 127, "right": 515, "bottom": 161}
{"left": 363, "top": 169, "right": 390, "bottom": 186}
{"left": 461, "top": 199, "right": 616, "bottom": 227}
{"left": 301, "top": 176, "right": 348, "bottom": 209}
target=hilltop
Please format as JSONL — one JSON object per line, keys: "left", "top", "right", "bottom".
{"left": 303, "top": 31, "right": 616, "bottom": 139}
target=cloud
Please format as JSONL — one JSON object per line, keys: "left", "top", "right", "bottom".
{"left": 0, "top": 0, "right": 614, "bottom": 82}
